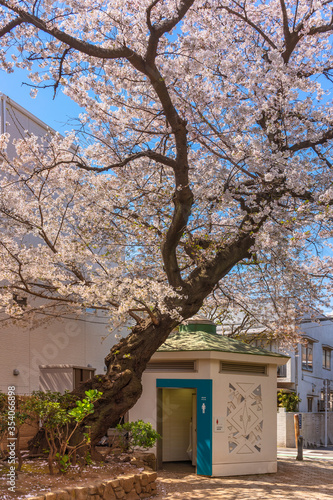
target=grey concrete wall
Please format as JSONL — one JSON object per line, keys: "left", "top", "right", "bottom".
{"left": 277, "top": 409, "right": 333, "bottom": 447}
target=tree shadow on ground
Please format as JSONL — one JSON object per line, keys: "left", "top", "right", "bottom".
{"left": 155, "top": 460, "right": 333, "bottom": 499}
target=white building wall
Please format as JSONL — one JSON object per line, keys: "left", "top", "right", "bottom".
{"left": 296, "top": 318, "right": 333, "bottom": 413}
{"left": 1, "top": 92, "right": 54, "bottom": 148}
{"left": 0, "top": 313, "right": 118, "bottom": 395}
{"left": 0, "top": 93, "right": 122, "bottom": 395}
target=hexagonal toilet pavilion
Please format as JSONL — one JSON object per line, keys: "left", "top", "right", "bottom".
{"left": 128, "top": 318, "right": 288, "bottom": 476}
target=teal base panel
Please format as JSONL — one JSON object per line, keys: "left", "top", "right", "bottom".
{"left": 156, "top": 378, "right": 212, "bottom": 476}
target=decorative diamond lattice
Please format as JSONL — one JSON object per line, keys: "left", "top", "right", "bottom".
{"left": 227, "top": 382, "right": 263, "bottom": 454}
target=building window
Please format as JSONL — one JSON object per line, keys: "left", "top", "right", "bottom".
{"left": 277, "top": 364, "right": 287, "bottom": 378}
{"left": 323, "top": 348, "right": 331, "bottom": 370}
{"left": 302, "top": 342, "right": 313, "bottom": 371}
{"left": 307, "top": 397, "right": 313, "bottom": 412}
{"left": 74, "top": 368, "right": 94, "bottom": 389}
{"left": 13, "top": 294, "right": 27, "bottom": 307}
{"left": 318, "top": 390, "right": 333, "bottom": 412}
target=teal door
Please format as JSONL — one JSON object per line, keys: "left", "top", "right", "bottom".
{"left": 156, "top": 379, "right": 212, "bottom": 476}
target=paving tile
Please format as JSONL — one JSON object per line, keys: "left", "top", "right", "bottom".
{"left": 154, "top": 459, "right": 333, "bottom": 499}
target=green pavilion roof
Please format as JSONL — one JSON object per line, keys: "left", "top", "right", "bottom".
{"left": 158, "top": 324, "right": 287, "bottom": 358}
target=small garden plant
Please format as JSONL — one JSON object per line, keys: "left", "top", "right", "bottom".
{"left": 24, "top": 389, "right": 102, "bottom": 474}
{"left": 278, "top": 390, "right": 301, "bottom": 412}
{"left": 116, "top": 420, "right": 160, "bottom": 452}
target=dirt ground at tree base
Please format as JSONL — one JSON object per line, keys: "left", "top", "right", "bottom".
{"left": 154, "top": 459, "right": 333, "bottom": 500}
{"left": 0, "top": 458, "right": 141, "bottom": 499}
{"left": 1, "top": 458, "right": 332, "bottom": 499}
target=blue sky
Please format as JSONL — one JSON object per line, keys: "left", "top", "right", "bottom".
{"left": 1, "top": 67, "right": 82, "bottom": 135}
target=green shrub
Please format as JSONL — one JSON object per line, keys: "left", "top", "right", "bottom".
{"left": 278, "top": 390, "right": 301, "bottom": 412}
{"left": 25, "top": 389, "right": 102, "bottom": 474}
{"left": 116, "top": 420, "right": 160, "bottom": 451}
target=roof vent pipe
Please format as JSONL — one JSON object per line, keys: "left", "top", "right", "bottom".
{"left": 180, "top": 316, "right": 216, "bottom": 334}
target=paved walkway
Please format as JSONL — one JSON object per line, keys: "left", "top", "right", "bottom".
{"left": 154, "top": 458, "right": 333, "bottom": 499}
{"left": 277, "top": 446, "right": 333, "bottom": 461}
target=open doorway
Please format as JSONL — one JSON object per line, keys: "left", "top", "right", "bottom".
{"left": 157, "top": 388, "right": 197, "bottom": 470}
{"left": 156, "top": 379, "right": 212, "bottom": 476}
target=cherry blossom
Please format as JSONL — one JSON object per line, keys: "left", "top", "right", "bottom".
{"left": 0, "top": 0, "right": 333, "bottom": 440}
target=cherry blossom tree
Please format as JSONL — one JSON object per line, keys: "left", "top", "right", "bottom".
{"left": 1, "top": 0, "right": 333, "bottom": 442}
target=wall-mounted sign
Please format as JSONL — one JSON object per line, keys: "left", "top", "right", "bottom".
{"left": 201, "top": 396, "right": 207, "bottom": 415}
{"left": 214, "top": 417, "right": 225, "bottom": 432}
{"left": 298, "top": 413, "right": 302, "bottom": 430}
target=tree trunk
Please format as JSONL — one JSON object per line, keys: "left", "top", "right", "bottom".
{"left": 15, "top": 429, "right": 23, "bottom": 472}
{"left": 75, "top": 313, "right": 183, "bottom": 444}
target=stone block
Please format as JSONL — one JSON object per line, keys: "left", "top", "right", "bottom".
{"left": 53, "top": 490, "right": 70, "bottom": 500}
{"left": 110, "top": 480, "right": 120, "bottom": 488}
{"left": 133, "top": 452, "right": 156, "bottom": 471}
{"left": 96, "top": 483, "right": 105, "bottom": 497}
{"left": 132, "top": 459, "right": 145, "bottom": 468}
{"left": 44, "top": 493, "right": 57, "bottom": 500}
{"left": 125, "top": 492, "right": 139, "bottom": 500}
{"left": 113, "top": 486, "right": 125, "bottom": 499}
{"left": 142, "top": 484, "right": 151, "bottom": 494}
{"left": 140, "top": 474, "right": 148, "bottom": 486}
{"left": 88, "top": 485, "right": 99, "bottom": 495}
{"left": 121, "top": 477, "right": 134, "bottom": 493}
{"left": 103, "top": 491, "right": 116, "bottom": 500}
{"left": 64, "top": 489, "right": 76, "bottom": 500}
{"left": 147, "top": 472, "right": 157, "bottom": 483}
{"left": 103, "top": 483, "right": 116, "bottom": 500}
{"left": 72, "top": 486, "right": 89, "bottom": 500}
{"left": 134, "top": 482, "right": 142, "bottom": 495}
{"left": 114, "top": 486, "right": 126, "bottom": 498}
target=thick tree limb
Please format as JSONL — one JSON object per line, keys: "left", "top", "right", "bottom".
{"left": 76, "top": 150, "right": 177, "bottom": 172}
{"left": 0, "top": 15, "right": 23, "bottom": 37}
{"left": 146, "top": 0, "right": 195, "bottom": 63}
{"left": 0, "top": 1, "right": 146, "bottom": 70}
{"left": 287, "top": 129, "right": 333, "bottom": 152}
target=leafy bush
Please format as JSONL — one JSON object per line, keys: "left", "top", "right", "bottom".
{"left": 25, "top": 389, "right": 102, "bottom": 474}
{"left": 116, "top": 420, "right": 160, "bottom": 451}
{"left": 278, "top": 391, "right": 301, "bottom": 412}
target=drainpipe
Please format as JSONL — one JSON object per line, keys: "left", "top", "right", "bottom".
{"left": 0, "top": 93, "right": 3, "bottom": 134}
{"left": 294, "top": 345, "right": 299, "bottom": 397}
{"left": 0, "top": 93, "right": 7, "bottom": 134}
{"left": 324, "top": 379, "right": 328, "bottom": 448}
